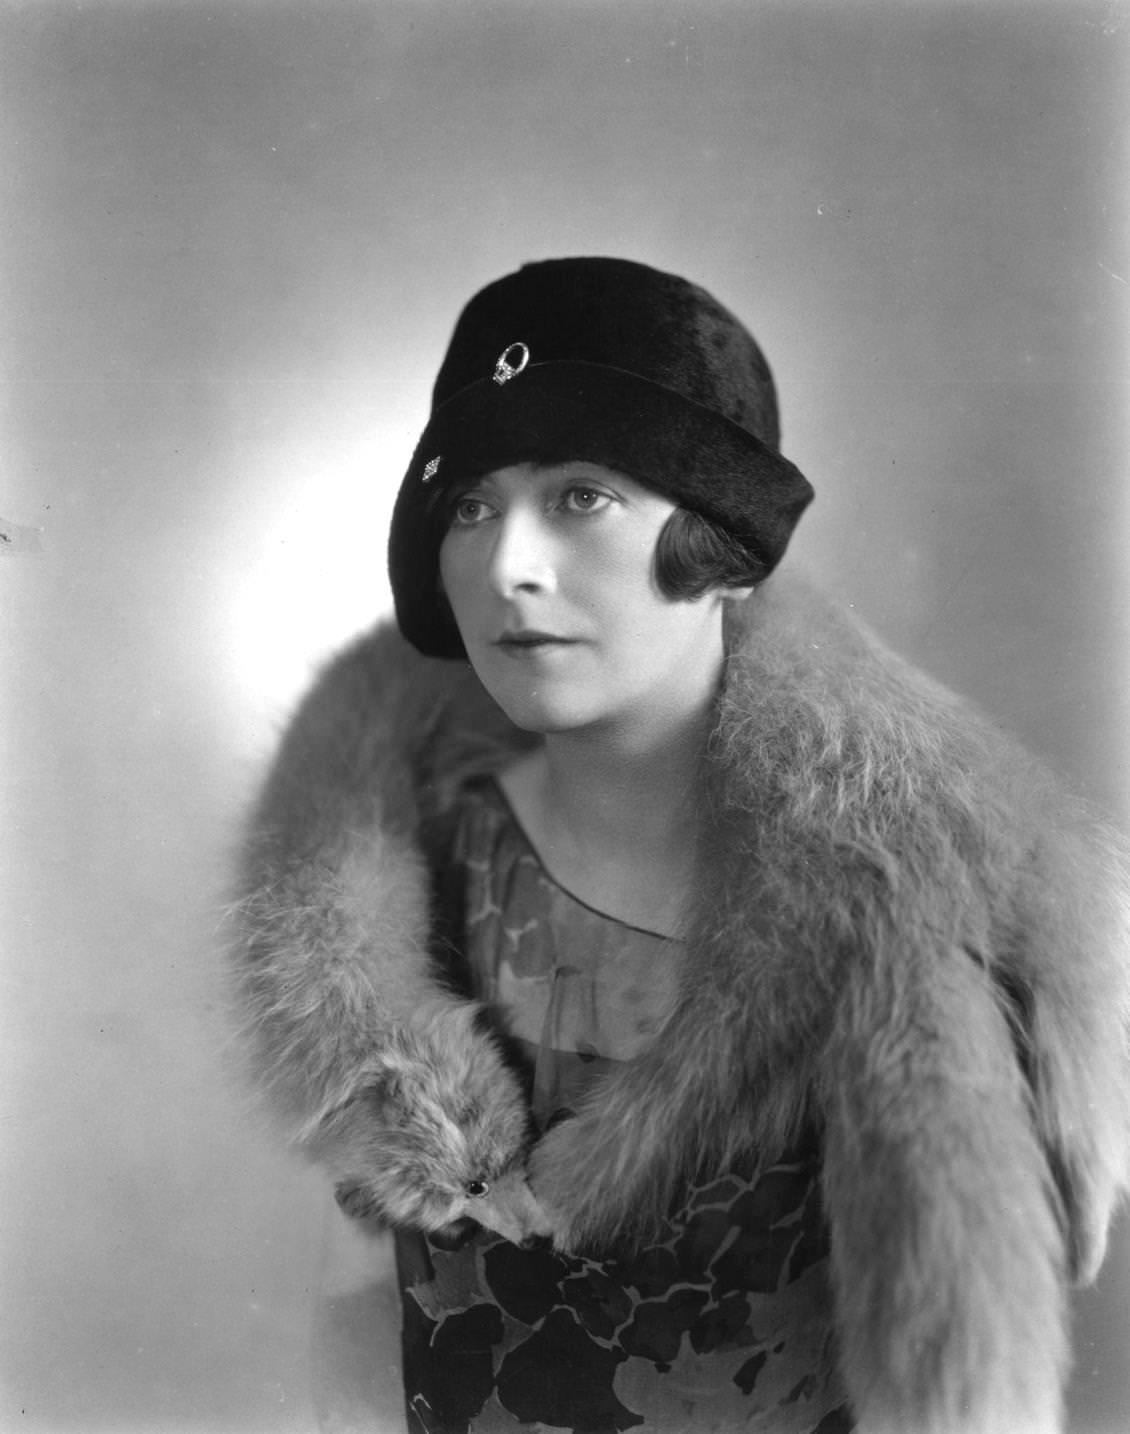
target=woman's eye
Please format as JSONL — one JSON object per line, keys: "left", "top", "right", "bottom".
{"left": 450, "top": 495, "right": 489, "bottom": 526}
{"left": 561, "top": 486, "right": 610, "bottom": 514}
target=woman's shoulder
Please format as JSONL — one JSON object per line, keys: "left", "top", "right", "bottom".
{"left": 271, "top": 620, "right": 531, "bottom": 818}
{"left": 713, "top": 576, "right": 1130, "bottom": 998}
{"left": 727, "top": 575, "right": 977, "bottom": 724}
{"left": 721, "top": 574, "right": 1074, "bottom": 824}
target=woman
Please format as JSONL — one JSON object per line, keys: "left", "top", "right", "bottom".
{"left": 232, "top": 258, "right": 1130, "bottom": 1434}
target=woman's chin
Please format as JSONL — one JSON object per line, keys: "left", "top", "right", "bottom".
{"left": 490, "top": 696, "right": 596, "bottom": 736}
{"left": 475, "top": 678, "right": 597, "bottom": 736}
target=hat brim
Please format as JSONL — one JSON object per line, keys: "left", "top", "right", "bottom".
{"left": 388, "top": 360, "right": 813, "bottom": 658}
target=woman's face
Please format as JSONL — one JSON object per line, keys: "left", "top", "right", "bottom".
{"left": 438, "top": 461, "right": 732, "bottom": 741}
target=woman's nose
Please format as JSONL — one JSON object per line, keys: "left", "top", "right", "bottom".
{"left": 486, "top": 510, "right": 556, "bottom": 598}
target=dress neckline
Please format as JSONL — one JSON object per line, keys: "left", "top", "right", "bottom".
{"left": 485, "top": 775, "right": 684, "bottom": 944}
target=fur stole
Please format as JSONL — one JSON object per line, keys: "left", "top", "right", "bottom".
{"left": 230, "top": 575, "right": 1130, "bottom": 1433}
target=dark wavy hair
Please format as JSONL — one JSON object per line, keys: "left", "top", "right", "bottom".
{"left": 652, "top": 508, "right": 768, "bottom": 599}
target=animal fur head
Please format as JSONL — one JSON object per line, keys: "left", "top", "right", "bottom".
{"left": 312, "top": 1006, "right": 552, "bottom": 1246}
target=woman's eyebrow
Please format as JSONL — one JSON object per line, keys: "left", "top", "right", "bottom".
{"left": 450, "top": 473, "right": 499, "bottom": 497}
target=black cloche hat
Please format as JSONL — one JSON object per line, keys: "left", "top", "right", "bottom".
{"left": 388, "top": 256, "right": 814, "bottom": 658}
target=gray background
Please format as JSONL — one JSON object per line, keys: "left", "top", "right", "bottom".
{"left": 2, "top": 2, "right": 1127, "bottom": 1431}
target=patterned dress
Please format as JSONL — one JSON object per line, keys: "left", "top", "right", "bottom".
{"left": 397, "top": 778, "right": 853, "bottom": 1434}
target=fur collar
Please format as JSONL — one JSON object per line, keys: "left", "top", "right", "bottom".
{"left": 235, "top": 575, "right": 1130, "bottom": 1433}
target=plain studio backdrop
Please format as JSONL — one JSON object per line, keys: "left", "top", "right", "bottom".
{"left": 1, "top": 3, "right": 1127, "bottom": 1431}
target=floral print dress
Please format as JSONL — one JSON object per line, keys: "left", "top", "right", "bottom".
{"left": 396, "top": 778, "right": 853, "bottom": 1434}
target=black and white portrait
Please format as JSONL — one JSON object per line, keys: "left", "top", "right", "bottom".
{"left": 2, "top": 4, "right": 1127, "bottom": 1432}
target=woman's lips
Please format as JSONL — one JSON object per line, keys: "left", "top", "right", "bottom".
{"left": 494, "top": 630, "right": 578, "bottom": 652}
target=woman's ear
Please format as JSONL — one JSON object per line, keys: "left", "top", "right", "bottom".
{"left": 719, "top": 583, "right": 756, "bottom": 606}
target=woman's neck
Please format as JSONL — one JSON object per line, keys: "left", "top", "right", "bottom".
{"left": 499, "top": 704, "right": 715, "bottom": 937}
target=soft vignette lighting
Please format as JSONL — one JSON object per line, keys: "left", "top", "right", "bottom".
{"left": 215, "top": 413, "right": 411, "bottom": 738}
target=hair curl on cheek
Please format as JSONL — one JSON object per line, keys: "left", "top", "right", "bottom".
{"left": 653, "top": 508, "right": 767, "bottom": 599}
